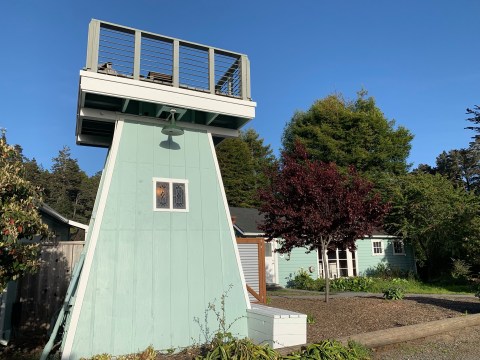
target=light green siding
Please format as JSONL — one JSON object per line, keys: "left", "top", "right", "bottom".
{"left": 67, "top": 121, "right": 248, "bottom": 358}
{"left": 356, "top": 238, "right": 416, "bottom": 275}
{"left": 277, "top": 246, "right": 318, "bottom": 287}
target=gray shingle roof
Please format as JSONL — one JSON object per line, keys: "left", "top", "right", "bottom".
{"left": 229, "top": 207, "right": 264, "bottom": 235}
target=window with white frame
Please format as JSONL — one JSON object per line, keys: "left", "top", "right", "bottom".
{"left": 392, "top": 240, "right": 405, "bottom": 255}
{"left": 153, "top": 178, "right": 189, "bottom": 212}
{"left": 371, "top": 240, "right": 384, "bottom": 255}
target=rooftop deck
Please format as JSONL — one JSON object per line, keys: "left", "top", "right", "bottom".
{"left": 77, "top": 20, "right": 256, "bottom": 147}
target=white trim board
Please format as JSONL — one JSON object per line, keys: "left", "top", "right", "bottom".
{"left": 208, "top": 133, "right": 251, "bottom": 309}
{"left": 79, "top": 71, "right": 256, "bottom": 119}
{"left": 61, "top": 119, "right": 124, "bottom": 360}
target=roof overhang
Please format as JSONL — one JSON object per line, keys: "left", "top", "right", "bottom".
{"left": 76, "top": 71, "right": 256, "bottom": 147}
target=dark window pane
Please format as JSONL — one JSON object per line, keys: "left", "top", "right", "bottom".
{"left": 156, "top": 182, "right": 169, "bottom": 209}
{"left": 172, "top": 183, "right": 186, "bottom": 209}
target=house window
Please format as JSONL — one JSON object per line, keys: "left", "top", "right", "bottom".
{"left": 372, "top": 240, "right": 384, "bottom": 255}
{"left": 265, "top": 242, "right": 272, "bottom": 257}
{"left": 392, "top": 240, "right": 405, "bottom": 255}
{"left": 153, "top": 178, "right": 189, "bottom": 212}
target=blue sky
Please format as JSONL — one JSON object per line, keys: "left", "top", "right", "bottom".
{"left": 1, "top": 1, "right": 479, "bottom": 175}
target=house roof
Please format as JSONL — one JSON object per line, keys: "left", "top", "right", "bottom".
{"left": 40, "top": 204, "right": 89, "bottom": 231}
{"left": 229, "top": 207, "right": 264, "bottom": 236}
{"left": 228, "top": 206, "right": 392, "bottom": 238}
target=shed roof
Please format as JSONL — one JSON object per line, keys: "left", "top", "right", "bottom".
{"left": 229, "top": 207, "right": 264, "bottom": 236}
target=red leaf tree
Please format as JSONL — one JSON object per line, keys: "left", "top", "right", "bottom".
{"left": 258, "top": 142, "right": 389, "bottom": 302}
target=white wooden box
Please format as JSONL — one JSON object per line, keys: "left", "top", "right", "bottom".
{"left": 247, "top": 304, "right": 307, "bottom": 349}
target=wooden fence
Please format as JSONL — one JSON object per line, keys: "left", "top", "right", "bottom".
{"left": 14, "top": 241, "right": 85, "bottom": 332}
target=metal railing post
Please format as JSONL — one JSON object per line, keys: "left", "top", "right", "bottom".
{"left": 209, "top": 48, "right": 215, "bottom": 95}
{"left": 173, "top": 40, "right": 180, "bottom": 87}
{"left": 86, "top": 20, "right": 100, "bottom": 72}
{"left": 240, "top": 55, "right": 250, "bottom": 100}
{"left": 133, "top": 31, "right": 142, "bottom": 80}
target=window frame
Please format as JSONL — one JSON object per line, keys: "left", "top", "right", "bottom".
{"left": 392, "top": 239, "right": 405, "bottom": 256}
{"left": 153, "top": 177, "right": 189, "bottom": 212}
{"left": 371, "top": 240, "right": 384, "bottom": 256}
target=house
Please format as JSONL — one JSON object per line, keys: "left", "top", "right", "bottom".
{"left": 0, "top": 205, "right": 87, "bottom": 346}
{"left": 229, "top": 207, "right": 417, "bottom": 288}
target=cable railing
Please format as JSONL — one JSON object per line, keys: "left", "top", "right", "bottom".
{"left": 85, "top": 19, "right": 251, "bottom": 101}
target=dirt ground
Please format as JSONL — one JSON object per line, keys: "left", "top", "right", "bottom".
{"left": 268, "top": 293, "right": 480, "bottom": 342}
{"left": 2, "top": 293, "right": 479, "bottom": 359}
{"left": 269, "top": 293, "right": 480, "bottom": 360}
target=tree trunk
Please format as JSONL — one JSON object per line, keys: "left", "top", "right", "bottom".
{"left": 321, "top": 240, "right": 330, "bottom": 303}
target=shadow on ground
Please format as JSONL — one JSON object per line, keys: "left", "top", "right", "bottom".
{"left": 405, "top": 296, "right": 480, "bottom": 314}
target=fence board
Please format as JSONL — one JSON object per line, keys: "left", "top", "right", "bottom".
{"left": 14, "top": 241, "right": 85, "bottom": 332}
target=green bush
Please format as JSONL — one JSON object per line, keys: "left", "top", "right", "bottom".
{"left": 364, "top": 263, "right": 410, "bottom": 279}
{"left": 285, "top": 340, "right": 371, "bottom": 360}
{"left": 330, "top": 277, "right": 373, "bottom": 292}
{"left": 451, "top": 259, "right": 471, "bottom": 281}
{"left": 198, "top": 333, "right": 280, "bottom": 359}
{"left": 383, "top": 286, "right": 405, "bottom": 300}
{"left": 288, "top": 269, "right": 325, "bottom": 291}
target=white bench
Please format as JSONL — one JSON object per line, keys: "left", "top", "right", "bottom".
{"left": 247, "top": 304, "right": 307, "bottom": 349}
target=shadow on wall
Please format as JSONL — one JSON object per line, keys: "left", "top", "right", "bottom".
{"left": 160, "top": 135, "right": 181, "bottom": 150}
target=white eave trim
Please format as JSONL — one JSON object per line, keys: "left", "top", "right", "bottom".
{"left": 67, "top": 220, "right": 89, "bottom": 231}
{"left": 362, "top": 234, "right": 398, "bottom": 239}
{"left": 79, "top": 70, "right": 256, "bottom": 119}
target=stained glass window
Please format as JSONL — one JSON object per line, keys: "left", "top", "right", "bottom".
{"left": 156, "top": 182, "right": 169, "bottom": 209}
{"left": 153, "top": 178, "right": 188, "bottom": 211}
{"left": 172, "top": 183, "right": 186, "bottom": 209}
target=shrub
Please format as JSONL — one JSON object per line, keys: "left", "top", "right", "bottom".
{"left": 198, "top": 333, "right": 280, "bottom": 360}
{"left": 288, "top": 269, "right": 325, "bottom": 291}
{"left": 364, "top": 263, "right": 409, "bottom": 279}
{"left": 288, "top": 340, "right": 371, "bottom": 360}
{"left": 383, "top": 286, "right": 405, "bottom": 300}
{"left": 451, "top": 259, "right": 471, "bottom": 281}
{"left": 330, "top": 277, "right": 373, "bottom": 292}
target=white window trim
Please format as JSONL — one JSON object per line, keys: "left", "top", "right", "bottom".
{"left": 392, "top": 239, "right": 406, "bottom": 256}
{"left": 152, "top": 177, "right": 189, "bottom": 212}
{"left": 371, "top": 239, "right": 384, "bottom": 256}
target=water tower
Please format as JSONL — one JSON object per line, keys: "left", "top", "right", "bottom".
{"left": 59, "top": 19, "right": 256, "bottom": 359}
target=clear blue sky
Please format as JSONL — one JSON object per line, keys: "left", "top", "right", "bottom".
{"left": 1, "top": 1, "right": 479, "bottom": 175}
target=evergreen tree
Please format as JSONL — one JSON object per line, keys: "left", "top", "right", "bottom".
{"left": 216, "top": 129, "right": 276, "bottom": 208}
{"left": 282, "top": 91, "right": 413, "bottom": 176}
{"left": 216, "top": 137, "right": 256, "bottom": 208}
{"left": 466, "top": 105, "right": 480, "bottom": 140}
{"left": 47, "top": 146, "right": 84, "bottom": 220}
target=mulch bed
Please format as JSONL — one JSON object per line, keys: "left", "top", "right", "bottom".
{"left": 268, "top": 294, "right": 480, "bottom": 343}
{"left": 2, "top": 294, "right": 479, "bottom": 359}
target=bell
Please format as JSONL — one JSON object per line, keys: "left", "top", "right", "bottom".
{"left": 162, "top": 109, "right": 184, "bottom": 136}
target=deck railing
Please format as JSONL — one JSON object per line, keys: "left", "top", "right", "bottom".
{"left": 85, "top": 19, "right": 251, "bottom": 101}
